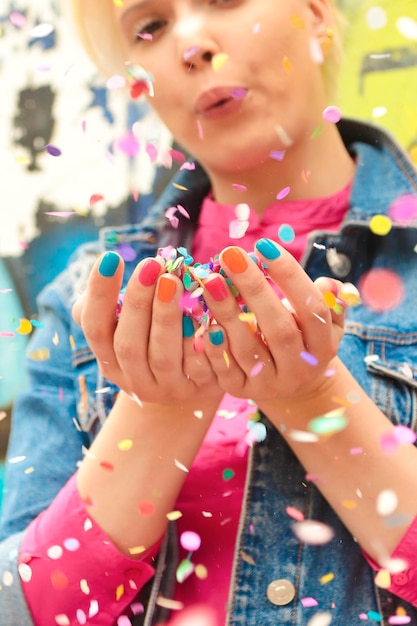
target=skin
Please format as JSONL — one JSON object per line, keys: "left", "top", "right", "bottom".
{"left": 74, "top": 0, "right": 417, "bottom": 573}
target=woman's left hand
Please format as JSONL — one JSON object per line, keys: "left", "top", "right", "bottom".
{"left": 202, "top": 239, "right": 347, "bottom": 405}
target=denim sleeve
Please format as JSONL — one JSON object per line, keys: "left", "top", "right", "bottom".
{"left": 0, "top": 532, "right": 35, "bottom": 625}
{"left": 0, "top": 255, "right": 92, "bottom": 619}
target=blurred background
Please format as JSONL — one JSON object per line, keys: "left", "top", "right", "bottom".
{"left": 1, "top": 0, "right": 417, "bottom": 511}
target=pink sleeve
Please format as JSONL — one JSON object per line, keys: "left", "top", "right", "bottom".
{"left": 363, "top": 515, "right": 417, "bottom": 607}
{"left": 19, "top": 473, "right": 161, "bottom": 625}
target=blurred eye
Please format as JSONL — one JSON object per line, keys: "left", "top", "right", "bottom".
{"left": 135, "top": 19, "right": 166, "bottom": 42}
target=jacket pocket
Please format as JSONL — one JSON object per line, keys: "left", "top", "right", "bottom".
{"left": 345, "top": 324, "right": 417, "bottom": 429}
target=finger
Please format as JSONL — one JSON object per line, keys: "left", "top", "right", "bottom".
{"left": 202, "top": 324, "right": 246, "bottom": 394}
{"left": 182, "top": 317, "right": 216, "bottom": 388}
{"left": 202, "top": 273, "right": 272, "bottom": 382}
{"left": 147, "top": 273, "right": 192, "bottom": 395}
{"left": 114, "top": 256, "right": 164, "bottom": 387}
{"left": 79, "top": 251, "right": 124, "bottom": 370}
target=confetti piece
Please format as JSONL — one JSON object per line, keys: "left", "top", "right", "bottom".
{"left": 167, "top": 510, "right": 183, "bottom": 521}
{"left": 138, "top": 500, "right": 155, "bottom": 516}
{"left": 229, "top": 219, "right": 249, "bottom": 239}
{"left": 376, "top": 489, "right": 398, "bottom": 516}
{"left": 308, "top": 412, "right": 347, "bottom": 436}
{"left": 9, "top": 12, "right": 26, "bottom": 28}
{"left": 319, "top": 573, "right": 334, "bottom": 585}
{"left": 290, "top": 14, "right": 305, "bottom": 29}
{"left": 375, "top": 569, "right": 391, "bottom": 589}
{"left": 18, "top": 563, "right": 32, "bottom": 583}
{"left": 278, "top": 223, "right": 295, "bottom": 243}
{"left": 388, "top": 194, "right": 417, "bottom": 224}
{"left": 129, "top": 546, "right": 146, "bottom": 555}
{"left": 223, "top": 468, "right": 235, "bottom": 481}
{"left": 197, "top": 119, "right": 204, "bottom": 139}
{"left": 30, "top": 22, "right": 54, "bottom": 37}
{"left": 307, "top": 613, "right": 333, "bottom": 626}
{"left": 55, "top": 616, "right": 70, "bottom": 626}
{"left": 116, "top": 584, "right": 124, "bottom": 601}
{"left": 369, "top": 214, "right": 392, "bottom": 236}
{"left": 359, "top": 268, "right": 404, "bottom": 312}
{"left": 276, "top": 186, "right": 291, "bottom": 200}
{"left": 180, "top": 531, "right": 201, "bottom": 552}
{"left": 301, "top": 597, "right": 318, "bottom": 607}
{"left": 47, "top": 545, "right": 63, "bottom": 560}
{"left": 45, "top": 144, "right": 62, "bottom": 157}
{"left": 176, "top": 559, "right": 194, "bottom": 583}
{"left": 288, "top": 430, "right": 319, "bottom": 443}
{"left": 223, "top": 350, "right": 230, "bottom": 368}
{"left": 118, "top": 439, "right": 133, "bottom": 451}
{"left": 283, "top": 56, "right": 292, "bottom": 73}
{"left": 323, "top": 106, "right": 341, "bottom": 124}
{"left": 212, "top": 52, "right": 229, "bottom": 71}
{"left": 175, "top": 459, "right": 189, "bottom": 472}
{"left": 232, "top": 183, "right": 247, "bottom": 192}
{"left": 195, "top": 564, "right": 208, "bottom": 579}
{"left": 292, "top": 520, "right": 335, "bottom": 545}
{"left": 16, "top": 318, "right": 32, "bottom": 334}
{"left": 300, "top": 351, "right": 318, "bottom": 366}
{"left": 367, "top": 611, "right": 383, "bottom": 622}
{"left": 388, "top": 616, "right": 412, "bottom": 625}
{"left": 156, "top": 597, "right": 184, "bottom": 611}
{"left": 117, "top": 617, "right": 133, "bottom": 626}
{"left": 393, "top": 425, "right": 416, "bottom": 445}
{"left": 286, "top": 506, "right": 305, "bottom": 521}
{"left": 51, "top": 570, "right": 68, "bottom": 590}
{"left": 338, "top": 283, "right": 361, "bottom": 307}
{"left": 250, "top": 361, "right": 264, "bottom": 377}
{"left": 342, "top": 500, "right": 357, "bottom": 510}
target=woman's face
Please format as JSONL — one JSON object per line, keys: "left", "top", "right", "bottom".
{"left": 114, "top": 0, "right": 332, "bottom": 174}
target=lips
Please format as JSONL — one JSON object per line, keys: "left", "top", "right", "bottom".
{"left": 194, "top": 86, "right": 248, "bottom": 116}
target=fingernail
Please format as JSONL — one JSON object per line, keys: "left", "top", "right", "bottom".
{"left": 99, "top": 252, "right": 120, "bottom": 277}
{"left": 157, "top": 275, "right": 176, "bottom": 302}
{"left": 255, "top": 238, "right": 281, "bottom": 260}
{"left": 209, "top": 329, "right": 224, "bottom": 346}
{"left": 222, "top": 247, "right": 248, "bottom": 273}
{"left": 182, "top": 316, "right": 195, "bottom": 338}
{"left": 204, "top": 276, "right": 229, "bottom": 301}
{"left": 138, "top": 258, "right": 161, "bottom": 286}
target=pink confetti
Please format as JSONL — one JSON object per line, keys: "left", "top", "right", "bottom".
{"left": 9, "top": 12, "right": 26, "bottom": 28}
{"left": 146, "top": 143, "right": 158, "bottom": 162}
{"left": 117, "top": 618, "right": 133, "bottom": 626}
{"left": 180, "top": 531, "right": 201, "bottom": 552}
{"left": 393, "top": 425, "right": 416, "bottom": 445}
{"left": 388, "top": 617, "right": 412, "bottom": 625}
{"left": 276, "top": 186, "right": 291, "bottom": 200}
{"left": 232, "top": 183, "right": 247, "bottom": 192}
{"left": 350, "top": 447, "right": 364, "bottom": 455}
{"left": 359, "top": 268, "right": 404, "bottom": 312}
{"left": 229, "top": 219, "right": 249, "bottom": 239}
{"left": 197, "top": 119, "right": 204, "bottom": 139}
{"left": 323, "top": 106, "right": 342, "bottom": 124}
{"left": 380, "top": 432, "right": 399, "bottom": 456}
{"left": 388, "top": 194, "right": 417, "bottom": 224}
{"left": 250, "top": 362, "right": 264, "bottom": 377}
{"left": 286, "top": 506, "right": 305, "bottom": 521}
{"left": 300, "top": 351, "right": 318, "bottom": 366}
{"left": 115, "top": 133, "right": 140, "bottom": 157}
{"left": 270, "top": 150, "right": 286, "bottom": 161}
{"left": 301, "top": 597, "right": 318, "bottom": 608}
{"left": 137, "top": 33, "right": 153, "bottom": 41}
{"left": 106, "top": 75, "right": 126, "bottom": 89}
{"left": 180, "top": 162, "right": 196, "bottom": 171}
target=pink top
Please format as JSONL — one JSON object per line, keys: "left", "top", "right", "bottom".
{"left": 19, "top": 184, "right": 417, "bottom": 625}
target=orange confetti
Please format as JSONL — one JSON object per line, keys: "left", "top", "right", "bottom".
{"left": 51, "top": 570, "right": 68, "bottom": 590}
{"left": 283, "top": 56, "right": 292, "bottom": 73}
{"left": 290, "top": 14, "right": 305, "bottom": 29}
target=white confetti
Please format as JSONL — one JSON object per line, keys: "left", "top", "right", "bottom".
{"left": 376, "top": 489, "right": 398, "bottom": 516}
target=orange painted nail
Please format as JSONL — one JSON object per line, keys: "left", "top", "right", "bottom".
{"left": 157, "top": 276, "right": 176, "bottom": 302}
{"left": 222, "top": 247, "right": 248, "bottom": 273}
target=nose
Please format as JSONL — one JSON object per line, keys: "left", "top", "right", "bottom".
{"left": 174, "top": 13, "right": 220, "bottom": 71}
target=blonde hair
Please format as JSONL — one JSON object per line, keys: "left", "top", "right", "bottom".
{"left": 68, "top": 0, "right": 345, "bottom": 102}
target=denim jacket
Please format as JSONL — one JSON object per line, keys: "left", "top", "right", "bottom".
{"left": 1, "top": 119, "right": 417, "bottom": 625}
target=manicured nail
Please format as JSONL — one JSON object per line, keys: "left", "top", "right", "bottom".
{"left": 255, "top": 238, "right": 281, "bottom": 260}
{"left": 157, "top": 275, "right": 176, "bottom": 302}
{"left": 209, "top": 329, "right": 224, "bottom": 346}
{"left": 204, "top": 276, "right": 229, "bottom": 301}
{"left": 138, "top": 258, "right": 161, "bottom": 286}
{"left": 99, "top": 252, "right": 120, "bottom": 277}
{"left": 222, "top": 248, "right": 248, "bottom": 273}
{"left": 182, "top": 316, "right": 195, "bottom": 338}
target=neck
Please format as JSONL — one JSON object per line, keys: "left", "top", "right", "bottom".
{"left": 204, "top": 123, "right": 355, "bottom": 217}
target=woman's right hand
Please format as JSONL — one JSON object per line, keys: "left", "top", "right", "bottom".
{"left": 72, "top": 251, "right": 222, "bottom": 406}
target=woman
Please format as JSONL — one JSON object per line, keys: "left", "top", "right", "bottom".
{"left": 1, "top": 1, "right": 417, "bottom": 624}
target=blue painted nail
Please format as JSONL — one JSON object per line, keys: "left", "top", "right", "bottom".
{"left": 99, "top": 252, "right": 120, "bottom": 277}
{"left": 182, "top": 316, "right": 195, "bottom": 338}
{"left": 209, "top": 329, "right": 224, "bottom": 346}
{"left": 255, "top": 238, "right": 281, "bottom": 260}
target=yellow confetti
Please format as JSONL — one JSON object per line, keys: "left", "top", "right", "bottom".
{"left": 290, "top": 14, "right": 305, "bottom": 29}
{"left": 195, "top": 564, "right": 208, "bottom": 579}
{"left": 167, "top": 510, "right": 183, "bottom": 521}
{"left": 320, "top": 572, "right": 335, "bottom": 585}
{"left": 118, "top": 439, "right": 133, "bottom": 451}
{"left": 342, "top": 500, "right": 357, "bottom": 510}
{"left": 223, "top": 350, "right": 230, "bottom": 368}
{"left": 24, "top": 467, "right": 35, "bottom": 474}
{"left": 369, "top": 214, "right": 392, "bottom": 236}
{"left": 69, "top": 335, "right": 75, "bottom": 350}
{"left": 80, "top": 579, "right": 90, "bottom": 594}
{"left": 129, "top": 545, "right": 146, "bottom": 555}
{"left": 283, "top": 56, "right": 292, "bottom": 73}
{"left": 52, "top": 332, "right": 59, "bottom": 346}
{"left": 116, "top": 584, "right": 124, "bottom": 601}
{"left": 172, "top": 183, "right": 188, "bottom": 191}
{"left": 338, "top": 282, "right": 361, "bottom": 307}
{"left": 28, "top": 348, "right": 50, "bottom": 361}
{"left": 16, "top": 318, "right": 32, "bottom": 335}
{"left": 15, "top": 155, "right": 31, "bottom": 165}
{"left": 212, "top": 52, "right": 229, "bottom": 72}
{"left": 323, "top": 291, "right": 337, "bottom": 308}
{"left": 113, "top": 0, "right": 124, "bottom": 6}
{"left": 374, "top": 569, "right": 391, "bottom": 589}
